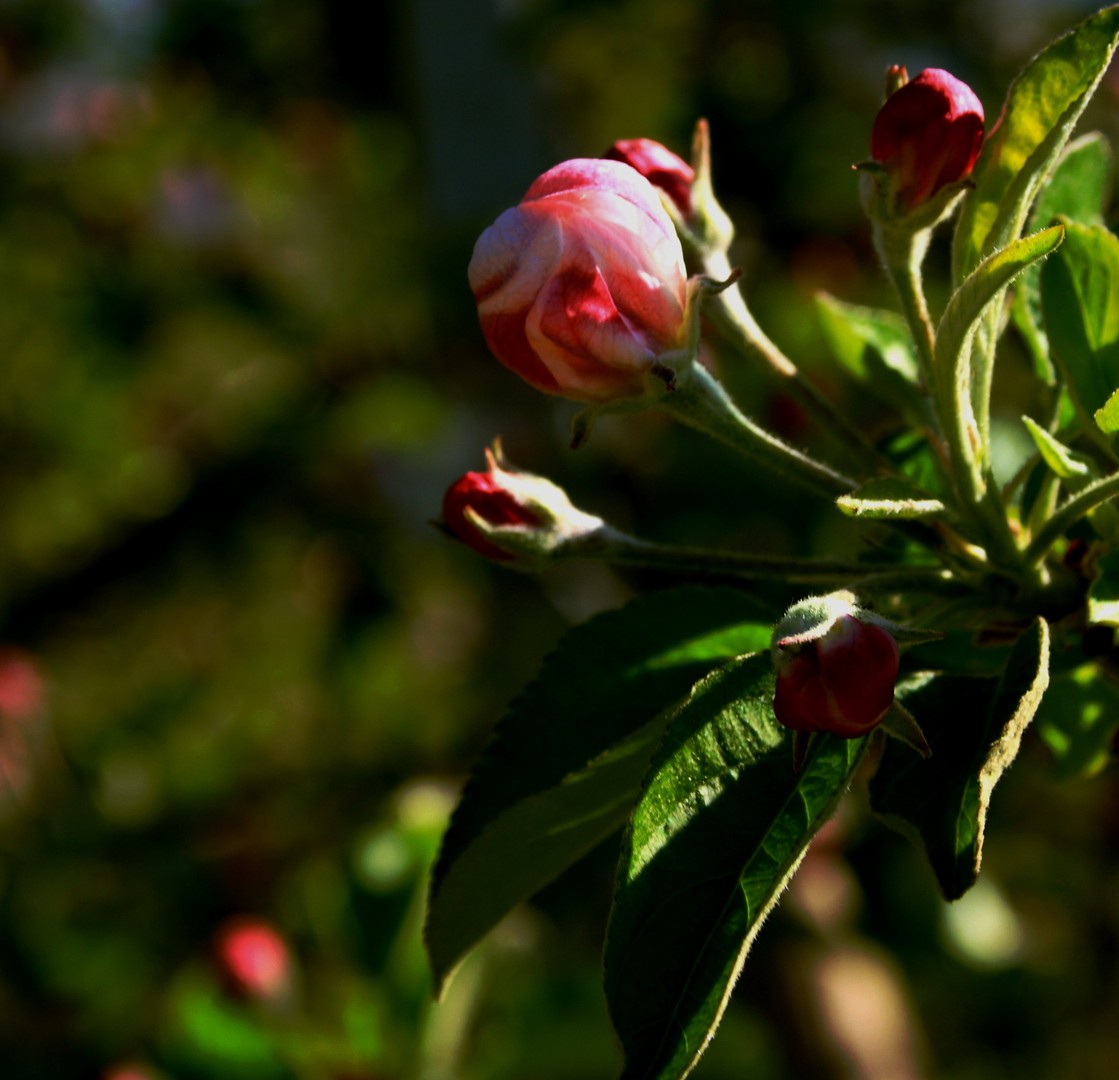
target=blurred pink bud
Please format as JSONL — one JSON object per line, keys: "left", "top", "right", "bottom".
{"left": 773, "top": 615, "right": 899, "bottom": 738}
{"left": 603, "top": 137, "right": 695, "bottom": 216}
{"left": 468, "top": 159, "right": 688, "bottom": 404}
{"left": 214, "top": 917, "right": 292, "bottom": 1002}
{"left": 0, "top": 649, "right": 44, "bottom": 720}
{"left": 442, "top": 465, "right": 545, "bottom": 562}
{"left": 101, "top": 1064, "right": 164, "bottom": 1080}
{"left": 870, "top": 68, "right": 984, "bottom": 211}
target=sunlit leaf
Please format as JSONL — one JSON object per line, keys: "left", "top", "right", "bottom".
{"left": 425, "top": 587, "right": 772, "bottom": 994}
{"left": 604, "top": 653, "right": 866, "bottom": 1080}
{"left": 952, "top": 4, "right": 1119, "bottom": 282}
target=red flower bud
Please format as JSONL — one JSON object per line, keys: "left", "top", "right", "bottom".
{"left": 441, "top": 445, "right": 604, "bottom": 565}
{"left": 442, "top": 466, "right": 545, "bottom": 562}
{"left": 603, "top": 137, "right": 695, "bottom": 216}
{"left": 468, "top": 158, "right": 689, "bottom": 404}
{"left": 773, "top": 614, "right": 900, "bottom": 738}
{"left": 214, "top": 917, "right": 293, "bottom": 1002}
{"left": 870, "top": 68, "right": 984, "bottom": 212}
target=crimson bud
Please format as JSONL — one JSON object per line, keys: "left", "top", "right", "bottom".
{"left": 468, "top": 159, "right": 689, "bottom": 404}
{"left": 603, "top": 137, "right": 695, "bottom": 217}
{"left": 870, "top": 67, "right": 984, "bottom": 213}
{"left": 772, "top": 597, "right": 900, "bottom": 739}
{"left": 441, "top": 444, "right": 604, "bottom": 565}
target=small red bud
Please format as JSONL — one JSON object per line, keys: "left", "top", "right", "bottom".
{"left": 442, "top": 468, "right": 544, "bottom": 562}
{"left": 870, "top": 67, "right": 984, "bottom": 211}
{"left": 774, "top": 615, "right": 900, "bottom": 738}
{"left": 603, "top": 137, "right": 695, "bottom": 217}
{"left": 214, "top": 917, "right": 293, "bottom": 1002}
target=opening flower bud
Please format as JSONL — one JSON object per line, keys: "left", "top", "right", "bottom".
{"left": 468, "top": 158, "right": 689, "bottom": 404}
{"left": 441, "top": 445, "right": 604, "bottom": 565}
{"left": 870, "top": 67, "right": 984, "bottom": 213}
{"left": 442, "top": 462, "right": 546, "bottom": 562}
{"left": 772, "top": 601, "right": 900, "bottom": 739}
{"left": 603, "top": 137, "right": 695, "bottom": 217}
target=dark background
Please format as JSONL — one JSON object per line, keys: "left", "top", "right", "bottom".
{"left": 0, "top": 1, "right": 1117, "bottom": 1077}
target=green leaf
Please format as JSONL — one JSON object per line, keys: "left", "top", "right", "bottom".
{"left": 1095, "top": 388, "right": 1119, "bottom": 435}
{"left": 425, "top": 587, "right": 772, "bottom": 994}
{"left": 1035, "top": 661, "right": 1119, "bottom": 777}
{"left": 1021, "top": 415, "right": 1091, "bottom": 480}
{"left": 870, "top": 618, "right": 1049, "bottom": 900}
{"left": 952, "top": 4, "right": 1119, "bottom": 283}
{"left": 935, "top": 226, "right": 1065, "bottom": 488}
{"left": 1041, "top": 221, "right": 1119, "bottom": 423}
{"left": 836, "top": 477, "right": 947, "bottom": 519}
{"left": 814, "top": 293, "right": 925, "bottom": 417}
{"left": 1088, "top": 548, "right": 1119, "bottom": 627}
{"left": 603, "top": 653, "right": 866, "bottom": 1080}
{"left": 1012, "top": 132, "right": 1113, "bottom": 377}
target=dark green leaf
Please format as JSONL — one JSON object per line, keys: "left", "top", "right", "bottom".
{"left": 952, "top": 5, "right": 1119, "bottom": 282}
{"left": 1042, "top": 222, "right": 1119, "bottom": 424}
{"left": 1035, "top": 661, "right": 1119, "bottom": 777}
{"left": 870, "top": 619, "right": 1049, "bottom": 900}
{"left": 604, "top": 653, "right": 866, "bottom": 1080}
{"left": 425, "top": 587, "right": 772, "bottom": 994}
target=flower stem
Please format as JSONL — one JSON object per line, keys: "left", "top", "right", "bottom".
{"left": 702, "top": 248, "right": 888, "bottom": 471}
{"left": 661, "top": 363, "right": 856, "bottom": 498}
{"left": 570, "top": 526, "right": 963, "bottom": 593}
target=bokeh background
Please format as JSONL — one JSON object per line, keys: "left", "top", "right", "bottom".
{"left": 1, "top": 1, "right": 1118, "bottom": 1077}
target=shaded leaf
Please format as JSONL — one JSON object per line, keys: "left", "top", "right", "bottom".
{"left": 870, "top": 619, "right": 1049, "bottom": 900}
{"left": 425, "top": 587, "right": 772, "bottom": 993}
{"left": 1088, "top": 548, "right": 1119, "bottom": 627}
{"left": 1035, "top": 661, "right": 1119, "bottom": 777}
{"left": 1041, "top": 221, "right": 1119, "bottom": 423}
{"left": 604, "top": 653, "right": 866, "bottom": 1080}
{"left": 952, "top": 4, "right": 1119, "bottom": 282}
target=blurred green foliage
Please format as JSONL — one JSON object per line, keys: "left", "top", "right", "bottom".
{"left": 0, "top": 1, "right": 1117, "bottom": 1077}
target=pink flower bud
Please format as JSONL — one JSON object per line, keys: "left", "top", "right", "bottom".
{"left": 773, "top": 614, "right": 900, "bottom": 738}
{"left": 603, "top": 137, "right": 695, "bottom": 216}
{"left": 870, "top": 68, "right": 984, "bottom": 212}
{"left": 214, "top": 917, "right": 293, "bottom": 1002}
{"left": 468, "top": 159, "right": 689, "bottom": 404}
{"left": 442, "top": 465, "right": 545, "bottom": 562}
